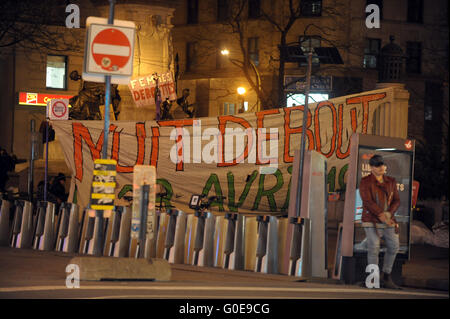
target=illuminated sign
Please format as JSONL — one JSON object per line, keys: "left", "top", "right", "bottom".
{"left": 18, "top": 92, "right": 73, "bottom": 106}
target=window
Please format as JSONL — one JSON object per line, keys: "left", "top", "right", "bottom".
{"left": 217, "top": 0, "right": 229, "bottom": 21}
{"left": 46, "top": 55, "right": 67, "bottom": 90}
{"left": 287, "top": 93, "right": 328, "bottom": 108}
{"left": 406, "top": 41, "right": 421, "bottom": 74}
{"left": 301, "top": 0, "right": 322, "bottom": 16}
{"left": 248, "top": 37, "right": 259, "bottom": 66}
{"left": 299, "top": 36, "right": 321, "bottom": 66}
{"left": 407, "top": 0, "right": 423, "bottom": 23}
{"left": 223, "top": 102, "right": 236, "bottom": 115}
{"left": 366, "top": 0, "right": 383, "bottom": 20}
{"left": 363, "top": 38, "right": 381, "bottom": 69}
{"left": 186, "top": 42, "right": 198, "bottom": 72}
{"left": 248, "top": 0, "right": 261, "bottom": 19}
{"left": 424, "top": 82, "right": 443, "bottom": 122}
{"left": 424, "top": 82, "right": 443, "bottom": 144}
{"left": 187, "top": 0, "right": 199, "bottom": 24}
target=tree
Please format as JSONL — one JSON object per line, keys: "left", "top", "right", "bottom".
{"left": 0, "top": 0, "right": 83, "bottom": 53}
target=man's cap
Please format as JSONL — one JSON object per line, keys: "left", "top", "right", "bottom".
{"left": 369, "top": 155, "right": 385, "bottom": 167}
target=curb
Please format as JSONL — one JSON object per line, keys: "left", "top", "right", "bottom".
{"left": 402, "top": 277, "right": 449, "bottom": 292}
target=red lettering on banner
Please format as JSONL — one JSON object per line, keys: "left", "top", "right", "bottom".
{"left": 145, "top": 88, "right": 152, "bottom": 99}
{"left": 73, "top": 122, "right": 104, "bottom": 181}
{"left": 159, "top": 120, "right": 194, "bottom": 171}
{"left": 256, "top": 109, "right": 280, "bottom": 164}
{"left": 133, "top": 91, "right": 140, "bottom": 101}
{"left": 218, "top": 115, "right": 253, "bottom": 167}
{"left": 111, "top": 123, "right": 146, "bottom": 173}
{"left": 283, "top": 106, "right": 314, "bottom": 163}
{"left": 314, "top": 101, "right": 337, "bottom": 158}
{"left": 346, "top": 93, "right": 386, "bottom": 134}
{"left": 150, "top": 126, "right": 160, "bottom": 167}
{"left": 336, "top": 105, "right": 357, "bottom": 159}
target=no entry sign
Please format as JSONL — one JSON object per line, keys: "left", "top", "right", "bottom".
{"left": 83, "top": 17, "right": 135, "bottom": 84}
{"left": 47, "top": 99, "right": 69, "bottom": 120}
{"left": 92, "top": 28, "right": 131, "bottom": 72}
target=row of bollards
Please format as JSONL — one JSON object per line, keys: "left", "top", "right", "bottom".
{"left": 0, "top": 199, "right": 321, "bottom": 277}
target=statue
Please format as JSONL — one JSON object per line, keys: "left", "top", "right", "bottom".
{"left": 68, "top": 70, "right": 121, "bottom": 120}
{"left": 171, "top": 88, "right": 196, "bottom": 119}
{"left": 160, "top": 97, "right": 174, "bottom": 120}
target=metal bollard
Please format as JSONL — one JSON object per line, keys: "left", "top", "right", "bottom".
{"left": 104, "top": 208, "right": 122, "bottom": 256}
{"left": 79, "top": 209, "right": 95, "bottom": 254}
{"left": 197, "top": 212, "right": 215, "bottom": 267}
{"left": 11, "top": 200, "right": 34, "bottom": 249}
{"left": 113, "top": 206, "right": 131, "bottom": 257}
{"left": 213, "top": 215, "right": 227, "bottom": 268}
{"left": 55, "top": 203, "right": 70, "bottom": 251}
{"left": 261, "top": 216, "right": 279, "bottom": 274}
{"left": 10, "top": 200, "right": 24, "bottom": 247}
{"left": 165, "top": 210, "right": 187, "bottom": 264}
{"left": 154, "top": 211, "right": 168, "bottom": 258}
{"left": 222, "top": 213, "right": 237, "bottom": 269}
{"left": 33, "top": 202, "right": 46, "bottom": 249}
{"left": 255, "top": 216, "right": 269, "bottom": 272}
{"left": 288, "top": 217, "right": 304, "bottom": 276}
{"left": 184, "top": 213, "right": 196, "bottom": 264}
{"left": 18, "top": 201, "right": 34, "bottom": 249}
{"left": 62, "top": 203, "right": 80, "bottom": 253}
{"left": 0, "top": 200, "right": 12, "bottom": 246}
{"left": 87, "top": 211, "right": 107, "bottom": 255}
{"left": 38, "top": 202, "right": 56, "bottom": 251}
{"left": 192, "top": 211, "right": 206, "bottom": 266}
{"left": 229, "top": 214, "right": 245, "bottom": 270}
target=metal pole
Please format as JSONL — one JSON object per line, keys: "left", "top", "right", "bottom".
{"left": 93, "top": 0, "right": 115, "bottom": 257}
{"left": 44, "top": 120, "right": 49, "bottom": 202}
{"left": 28, "top": 120, "right": 36, "bottom": 203}
{"left": 249, "top": 60, "right": 261, "bottom": 111}
{"left": 295, "top": 51, "right": 313, "bottom": 217}
{"left": 154, "top": 75, "right": 161, "bottom": 121}
{"left": 102, "top": 0, "right": 115, "bottom": 159}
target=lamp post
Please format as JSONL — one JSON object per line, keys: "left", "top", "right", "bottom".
{"left": 221, "top": 49, "right": 261, "bottom": 111}
{"left": 237, "top": 86, "right": 246, "bottom": 113}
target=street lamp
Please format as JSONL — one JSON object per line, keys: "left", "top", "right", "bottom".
{"left": 281, "top": 37, "right": 343, "bottom": 276}
{"left": 221, "top": 49, "right": 261, "bottom": 111}
{"left": 237, "top": 86, "right": 246, "bottom": 113}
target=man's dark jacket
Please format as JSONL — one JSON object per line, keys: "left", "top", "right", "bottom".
{"left": 359, "top": 173, "right": 400, "bottom": 225}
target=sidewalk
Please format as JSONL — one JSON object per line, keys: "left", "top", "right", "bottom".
{"left": 401, "top": 244, "right": 449, "bottom": 291}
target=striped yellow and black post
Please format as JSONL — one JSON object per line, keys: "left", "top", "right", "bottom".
{"left": 90, "top": 159, "right": 117, "bottom": 256}
{"left": 90, "top": 159, "right": 117, "bottom": 211}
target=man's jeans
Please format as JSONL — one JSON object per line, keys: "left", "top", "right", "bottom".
{"left": 363, "top": 226, "right": 399, "bottom": 274}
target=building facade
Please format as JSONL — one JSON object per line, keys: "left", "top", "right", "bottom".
{"left": 0, "top": 0, "right": 178, "bottom": 161}
{"left": 170, "top": 0, "right": 448, "bottom": 198}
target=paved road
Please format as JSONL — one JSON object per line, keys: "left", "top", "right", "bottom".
{"left": 0, "top": 247, "right": 447, "bottom": 300}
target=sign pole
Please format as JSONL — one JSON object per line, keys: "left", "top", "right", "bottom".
{"left": 93, "top": 0, "right": 116, "bottom": 257}
{"left": 296, "top": 51, "right": 313, "bottom": 217}
{"left": 44, "top": 118, "right": 49, "bottom": 202}
{"left": 154, "top": 73, "right": 161, "bottom": 121}
{"left": 102, "top": 0, "right": 115, "bottom": 159}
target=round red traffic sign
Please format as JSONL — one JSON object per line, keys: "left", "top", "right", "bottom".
{"left": 51, "top": 101, "right": 68, "bottom": 118}
{"left": 91, "top": 28, "right": 131, "bottom": 72}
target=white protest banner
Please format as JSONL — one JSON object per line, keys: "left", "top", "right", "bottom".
{"left": 52, "top": 88, "right": 395, "bottom": 214}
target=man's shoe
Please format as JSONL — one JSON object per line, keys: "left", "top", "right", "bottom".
{"left": 383, "top": 273, "right": 402, "bottom": 290}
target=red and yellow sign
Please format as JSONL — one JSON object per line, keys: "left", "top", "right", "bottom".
{"left": 19, "top": 92, "right": 73, "bottom": 106}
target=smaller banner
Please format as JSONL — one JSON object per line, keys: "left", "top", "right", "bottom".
{"left": 128, "top": 72, "right": 177, "bottom": 108}
{"left": 90, "top": 159, "right": 117, "bottom": 210}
